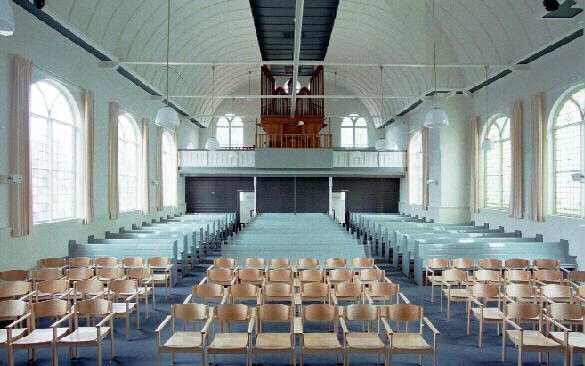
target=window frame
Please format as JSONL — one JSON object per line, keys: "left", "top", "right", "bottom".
{"left": 117, "top": 112, "right": 142, "bottom": 213}
{"left": 216, "top": 114, "right": 244, "bottom": 148}
{"left": 482, "top": 114, "right": 511, "bottom": 210}
{"left": 340, "top": 114, "right": 368, "bottom": 149}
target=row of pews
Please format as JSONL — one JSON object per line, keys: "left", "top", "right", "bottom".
{"left": 349, "top": 213, "right": 577, "bottom": 285}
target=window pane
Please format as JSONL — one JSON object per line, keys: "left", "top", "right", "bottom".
{"left": 354, "top": 127, "right": 368, "bottom": 148}
{"left": 408, "top": 132, "right": 423, "bottom": 205}
{"left": 51, "top": 122, "right": 75, "bottom": 220}
{"left": 118, "top": 114, "right": 140, "bottom": 212}
{"left": 556, "top": 100, "right": 581, "bottom": 127}
{"left": 341, "top": 127, "right": 353, "bottom": 148}
{"left": 484, "top": 141, "right": 501, "bottom": 208}
{"left": 231, "top": 127, "right": 244, "bottom": 147}
{"left": 217, "top": 127, "right": 230, "bottom": 147}
{"left": 501, "top": 139, "right": 511, "bottom": 208}
{"left": 341, "top": 117, "right": 353, "bottom": 127}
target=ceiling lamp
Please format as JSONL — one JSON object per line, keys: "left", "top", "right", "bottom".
{"left": 0, "top": 0, "right": 15, "bottom": 36}
{"left": 154, "top": 0, "right": 180, "bottom": 131}
{"left": 424, "top": 0, "right": 449, "bottom": 129}
{"left": 481, "top": 138, "right": 494, "bottom": 151}
{"left": 480, "top": 66, "right": 493, "bottom": 151}
{"left": 205, "top": 65, "right": 219, "bottom": 151}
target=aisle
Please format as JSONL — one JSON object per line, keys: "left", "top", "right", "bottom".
{"left": 221, "top": 213, "right": 365, "bottom": 261}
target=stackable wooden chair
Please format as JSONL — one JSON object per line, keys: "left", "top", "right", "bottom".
{"left": 207, "top": 303, "right": 255, "bottom": 366}
{"left": 213, "top": 257, "right": 238, "bottom": 270}
{"left": 326, "top": 269, "right": 353, "bottom": 288}
{"left": 188, "top": 282, "right": 227, "bottom": 305}
{"left": 108, "top": 279, "right": 140, "bottom": 340}
{"left": 296, "top": 258, "right": 320, "bottom": 271}
{"left": 331, "top": 282, "right": 362, "bottom": 305}
{"left": 94, "top": 257, "right": 119, "bottom": 269}
{"left": 238, "top": 269, "right": 264, "bottom": 287}
{"left": 263, "top": 283, "right": 294, "bottom": 305}
{"left": 339, "top": 304, "right": 387, "bottom": 366}
{"left": 252, "top": 304, "right": 296, "bottom": 365}
{"left": 440, "top": 269, "right": 469, "bottom": 320}
{"left": 466, "top": 283, "right": 503, "bottom": 347}
{"left": 34, "top": 279, "right": 71, "bottom": 302}
{"left": 546, "top": 302, "right": 585, "bottom": 366}
{"left": 269, "top": 258, "right": 291, "bottom": 270}
{"left": 126, "top": 267, "right": 155, "bottom": 317}
{"left": 242, "top": 258, "right": 266, "bottom": 270}
{"left": 299, "top": 303, "right": 344, "bottom": 366}
{"left": 365, "top": 282, "right": 403, "bottom": 305}
{"left": 148, "top": 257, "right": 173, "bottom": 296}
{"left": 0, "top": 270, "right": 28, "bottom": 282}
{"left": 206, "top": 268, "right": 237, "bottom": 287}
{"left": 0, "top": 300, "right": 29, "bottom": 366}
{"left": 325, "top": 258, "right": 347, "bottom": 270}
{"left": 228, "top": 283, "right": 262, "bottom": 305}
{"left": 424, "top": 258, "right": 450, "bottom": 303}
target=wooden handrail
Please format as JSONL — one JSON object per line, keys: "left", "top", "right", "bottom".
{"left": 256, "top": 133, "right": 332, "bottom": 149}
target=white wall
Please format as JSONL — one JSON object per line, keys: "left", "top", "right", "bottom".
{"left": 0, "top": 6, "right": 179, "bottom": 270}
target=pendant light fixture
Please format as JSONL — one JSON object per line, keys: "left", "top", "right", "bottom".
{"left": 205, "top": 65, "right": 220, "bottom": 151}
{"left": 424, "top": 0, "right": 449, "bottom": 129}
{"left": 246, "top": 70, "right": 254, "bottom": 102}
{"left": 155, "top": 0, "right": 180, "bottom": 131}
{"left": 481, "top": 66, "right": 494, "bottom": 151}
{"left": 375, "top": 65, "right": 387, "bottom": 151}
{"left": 0, "top": 0, "right": 15, "bottom": 36}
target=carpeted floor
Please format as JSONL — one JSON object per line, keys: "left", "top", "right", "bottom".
{"left": 9, "top": 253, "right": 573, "bottom": 366}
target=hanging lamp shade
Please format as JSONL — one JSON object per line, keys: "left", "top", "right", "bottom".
{"left": 374, "top": 137, "right": 387, "bottom": 151}
{"left": 155, "top": 105, "right": 180, "bottom": 130}
{"left": 481, "top": 137, "right": 494, "bottom": 151}
{"left": 0, "top": 0, "right": 15, "bottom": 36}
{"left": 205, "top": 136, "right": 220, "bottom": 151}
{"left": 424, "top": 107, "right": 449, "bottom": 128}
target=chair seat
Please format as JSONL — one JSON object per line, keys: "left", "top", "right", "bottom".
{"left": 35, "top": 291, "right": 70, "bottom": 301}
{"left": 303, "top": 333, "right": 341, "bottom": 350}
{"left": 442, "top": 288, "right": 468, "bottom": 299}
{"left": 14, "top": 328, "right": 68, "bottom": 345}
{"left": 391, "top": 333, "right": 433, "bottom": 351}
{"left": 0, "top": 328, "right": 27, "bottom": 344}
{"left": 112, "top": 302, "right": 137, "bottom": 314}
{"left": 209, "top": 333, "right": 248, "bottom": 351}
{"left": 507, "top": 330, "right": 561, "bottom": 348}
{"left": 137, "top": 287, "right": 151, "bottom": 295}
{"left": 255, "top": 333, "right": 292, "bottom": 350}
{"left": 471, "top": 307, "right": 503, "bottom": 321}
{"left": 550, "top": 332, "right": 585, "bottom": 349}
{"left": 162, "top": 331, "right": 203, "bottom": 350}
{"left": 59, "top": 327, "right": 111, "bottom": 343}
{"left": 427, "top": 275, "right": 442, "bottom": 283}
{"left": 152, "top": 274, "right": 169, "bottom": 282}
{"left": 346, "top": 333, "right": 385, "bottom": 349}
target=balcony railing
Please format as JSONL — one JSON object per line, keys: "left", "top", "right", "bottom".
{"left": 179, "top": 149, "right": 255, "bottom": 168}
{"left": 256, "top": 133, "right": 332, "bottom": 148}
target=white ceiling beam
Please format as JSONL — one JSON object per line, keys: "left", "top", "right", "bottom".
{"left": 290, "top": 0, "right": 304, "bottom": 117}
{"left": 169, "top": 94, "right": 419, "bottom": 99}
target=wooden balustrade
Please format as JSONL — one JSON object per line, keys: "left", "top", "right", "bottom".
{"left": 256, "top": 133, "right": 332, "bottom": 149}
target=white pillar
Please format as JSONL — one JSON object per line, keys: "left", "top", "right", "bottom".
{"left": 328, "top": 177, "right": 333, "bottom": 216}
{"left": 253, "top": 176, "right": 257, "bottom": 215}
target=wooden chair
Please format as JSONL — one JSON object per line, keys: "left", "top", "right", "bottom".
{"left": 533, "top": 259, "right": 561, "bottom": 271}
{"left": 478, "top": 258, "right": 503, "bottom": 271}
{"left": 534, "top": 269, "right": 565, "bottom": 286}
{"left": 213, "top": 257, "right": 238, "bottom": 269}
{"left": 331, "top": 282, "right": 362, "bottom": 305}
{"left": 96, "top": 267, "right": 125, "bottom": 283}
{"left": 340, "top": 304, "right": 387, "bottom": 366}
{"left": 0, "top": 300, "right": 29, "bottom": 366}
{"left": 11, "top": 299, "right": 70, "bottom": 366}
{"left": 356, "top": 268, "right": 385, "bottom": 287}
{"left": 122, "top": 257, "right": 144, "bottom": 269}
{"left": 505, "top": 269, "right": 532, "bottom": 284}
{"left": 501, "top": 302, "right": 564, "bottom": 365}
{"left": 474, "top": 269, "right": 503, "bottom": 285}
{"left": 206, "top": 268, "right": 237, "bottom": 287}
{"left": 299, "top": 303, "right": 344, "bottom": 366}
{"left": 541, "top": 284, "right": 574, "bottom": 304}
{"left": 381, "top": 303, "right": 439, "bottom": 366}
{"left": 253, "top": 304, "right": 295, "bottom": 365}
{"left": 546, "top": 303, "right": 585, "bottom": 366}
{"left": 365, "top": 282, "right": 403, "bottom": 305}
{"left": 66, "top": 267, "right": 94, "bottom": 284}
{"left": 466, "top": 283, "right": 503, "bottom": 347}
{"left": 351, "top": 258, "right": 375, "bottom": 271}
{"left": 440, "top": 269, "right": 468, "bottom": 320}
{"left": 108, "top": 279, "right": 140, "bottom": 340}
{"left": 263, "top": 283, "right": 294, "bottom": 305}
{"left": 568, "top": 271, "right": 585, "bottom": 288}
{"left": 325, "top": 258, "right": 347, "bottom": 269}
{"left": 451, "top": 257, "right": 475, "bottom": 273}
{"left": 55, "top": 298, "right": 115, "bottom": 366}
{"left": 207, "top": 303, "right": 255, "bottom": 366}
{"left": 0, "top": 281, "right": 34, "bottom": 302}
{"left": 238, "top": 269, "right": 264, "bottom": 286}
{"left": 155, "top": 303, "right": 211, "bottom": 365}
{"left": 296, "top": 269, "right": 324, "bottom": 288}
{"left": 94, "top": 257, "right": 119, "bottom": 268}
{"left": 269, "top": 258, "right": 291, "bottom": 270}
{"left": 31, "top": 268, "right": 63, "bottom": 285}
{"left": 127, "top": 267, "right": 155, "bottom": 318}
{"left": 147, "top": 257, "right": 172, "bottom": 296}
{"left": 505, "top": 283, "right": 538, "bottom": 302}
{"left": 424, "top": 258, "right": 450, "bottom": 303}
{"left": 37, "top": 258, "right": 66, "bottom": 271}
{"left": 228, "top": 283, "right": 261, "bottom": 305}
{"left": 72, "top": 279, "right": 107, "bottom": 302}
{"left": 34, "top": 279, "right": 71, "bottom": 302}
{"left": 68, "top": 257, "right": 93, "bottom": 269}
{"left": 266, "top": 269, "right": 293, "bottom": 285}
{"left": 242, "top": 258, "right": 266, "bottom": 270}
{"left": 505, "top": 258, "right": 530, "bottom": 270}
{"left": 296, "top": 258, "right": 320, "bottom": 271}
{"left": 327, "top": 269, "right": 353, "bottom": 288}
{"left": 0, "top": 270, "right": 28, "bottom": 282}
{"left": 188, "top": 282, "right": 227, "bottom": 305}
{"left": 296, "top": 283, "right": 330, "bottom": 313}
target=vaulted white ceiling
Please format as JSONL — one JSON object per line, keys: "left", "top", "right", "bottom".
{"left": 41, "top": 0, "right": 582, "bottom": 127}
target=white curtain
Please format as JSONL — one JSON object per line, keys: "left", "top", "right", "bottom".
{"left": 469, "top": 116, "right": 481, "bottom": 214}
{"left": 9, "top": 55, "right": 33, "bottom": 237}
{"left": 509, "top": 100, "right": 524, "bottom": 218}
{"left": 82, "top": 89, "right": 95, "bottom": 224}
{"left": 530, "top": 92, "right": 546, "bottom": 221}
{"left": 422, "top": 126, "right": 429, "bottom": 211}
{"left": 108, "top": 102, "right": 119, "bottom": 220}
{"left": 141, "top": 118, "right": 150, "bottom": 214}
{"left": 155, "top": 126, "right": 164, "bottom": 211}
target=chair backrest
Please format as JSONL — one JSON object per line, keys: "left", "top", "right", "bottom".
{"left": 215, "top": 303, "right": 251, "bottom": 322}
{"left": 505, "top": 302, "right": 541, "bottom": 323}
{"left": 568, "top": 271, "right": 585, "bottom": 283}
{"left": 264, "top": 283, "right": 292, "bottom": 297}
{"left": 32, "top": 268, "right": 63, "bottom": 282}
{"left": 0, "top": 300, "right": 28, "bottom": 320}
{"left": 442, "top": 268, "right": 467, "bottom": 283}
{"left": 534, "top": 269, "right": 563, "bottom": 282}
{"left": 122, "top": 257, "right": 144, "bottom": 267}
{"left": 301, "top": 282, "right": 329, "bottom": 297}
{"left": 69, "top": 257, "right": 92, "bottom": 268}
{"left": 335, "top": 282, "right": 362, "bottom": 297}
{"left": 269, "top": 258, "right": 291, "bottom": 269}
{"left": 0, "top": 270, "right": 29, "bottom": 282}
{"left": 505, "top": 258, "right": 529, "bottom": 269}
{"left": 75, "top": 298, "right": 111, "bottom": 317}
{"left": 578, "top": 286, "right": 585, "bottom": 297}
{"left": 257, "top": 304, "right": 291, "bottom": 323}
{"left": 505, "top": 283, "right": 537, "bottom": 301}
{"left": 148, "top": 257, "right": 171, "bottom": 267}
{"left": 207, "top": 268, "right": 234, "bottom": 282}
{"left": 74, "top": 279, "right": 105, "bottom": 296}
{"left": 478, "top": 258, "right": 502, "bottom": 270}
{"left": 95, "top": 257, "right": 119, "bottom": 268}
{"left": 325, "top": 258, "right": 346, "bottom": 268}
{"left": 67, "top": 267, "right": 94, "bottom": 281}
{"left": 267, "top": 269, "right": 293, "bottom": 283}
{"left": 297, "top": 258, "right": 320, "bottom": 269}
{"left": 229, "top": 283, "right": 260, "bottom": 299}
{"left": 243, "top": 258, "right": 265, "bottom": 268}
{"left": 352, "top": 257, "right": 374, "bottom": 268}
{"left": 344, "top": 303, "right": 378, "bottom": 322}
{"left": 381, "top": 303, "right": 422, "bottom": 323}
{"left": 96, "top": 267, "right": 125, "bottom": 280}
{"left": 548, "top": 303, "right": 584, "bottom": 322}
{"left": 38, "top": 257, "right": 66, "bottom": 268}
{"left": 328, "top": 269, "right": 352, "bottom": 282}
{"left": 173, "top": 303, "right": 209, "bottom": 322}
{"left": 108, "top": 279, "right": 138, "bottom": 295}
{"left": 359, "top": 268, "right": 384, "bottom": 282}
{"left": 474, "top": 269, "right": 501, "bottom": 283}
{"left": 193, "top": 283, "right": 224, "bottom": 299}
{"left": 36, "top": 279, "right": 69, "bottom": 295}
{"left": 533, "top": 259, "right": 560, "bottom": 270}
{"left": 214, "top": 257, "right": 237, "bottom": 269}
{"left": 541, "top": 284, "right": 572, "bottom": 299}
{"left": 32, "top": 299, "right": 69, "bottom": 319}
{"left": 505, "top": 269, "right": 531, "bottom": 282}
{"left": 303, "top": 303, "right": 337, "bottom": 322}
{"left": 299, "top": 269, "right": 323, "bottom": 282}
{"left": 426, "top": 258, "right": 449, "bottom": 269}
{"left": 0, "top": 281, "right": 32, "bottom": 299}
{"left": 127, "top": 267, "right": 153, "bottom": 281}
{"left": 469, "top": 283, "right": 500, "bottom": 300}
{"left": 368, "top": 282, "right": 400, "bottom": 298}
{"left": 451, "top": 257, "right": 475, "bottom": 269}
{"left": 238, "top": 269, "right": 263, "bottom": 282}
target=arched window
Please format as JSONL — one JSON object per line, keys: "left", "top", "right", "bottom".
{"left": 551, "top": 87, "right": 585, "bottom": 217}
{"left": 340, "top": 114, "right": 368, "bottom": 148}
{"left": 118, "top": 113, "right": 141, "bottom": 212}
{"left": 483, "top": 115, "right": 511, "bottom": 209}
{"left": 30, "top": 79, "right": 80, "bottom": 223}
{"left": 408, "top": 131, "right": 423, "bottom": 205}
{"left": 216, "top": 114, "right": 244, "bottom": 148}
{"left": 162, "top": 131, "right": 177, "bottom": 207}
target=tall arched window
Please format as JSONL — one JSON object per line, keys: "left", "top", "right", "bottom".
{"left": 30, "top": 79, "right": 80, "bottom": 223}
{"left": 408, "top": 131, "right": 423, "bottom": 205}
{"left": 162, "top": 131, "right": 177, "bottom": 207}
{"left": 341, "top": 114, "right": 368, "bottom": 148}
{"left": 483, "top": 115, "right": 511, "bottom": 209}
{"left": 216, "top": 114, "right": 244, "bottom": 148}
{"left": 118, "top": 113, "right": 141, "bottom": 212}
{"left": 551, "top": 87, "right": 584, "bottom": 217}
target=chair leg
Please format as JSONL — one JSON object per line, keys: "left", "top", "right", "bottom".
{"left": 300, "top": 349, "right": 303, "bottom": 366}
{"left": 7, "top": 347, "right": 14, "bottom": 366}
{"left": 419, "top": 354, "right": 423, "bottom": 365}
{"left": 52, "top": 343, "right": 59, "bottom": 366}
{"left": 126, "top": 315, "right": 130, "bottom": 341}
{"left": 431, "top": 283, "right": 435, "bottom": 303}
{"left": 517, "top": 348, "right": 522, "bottom": 366}
{"left": 479, "top": 318, "right": 484, "bottom": 348}
{"left": 97, "top": 340, "right": 102, "bottom": 366}
{"left": 137, "top": 303, "right": 141, "bottom": 329}
{"left": 111, "top": 329, "right": 115, "bottom": 358}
